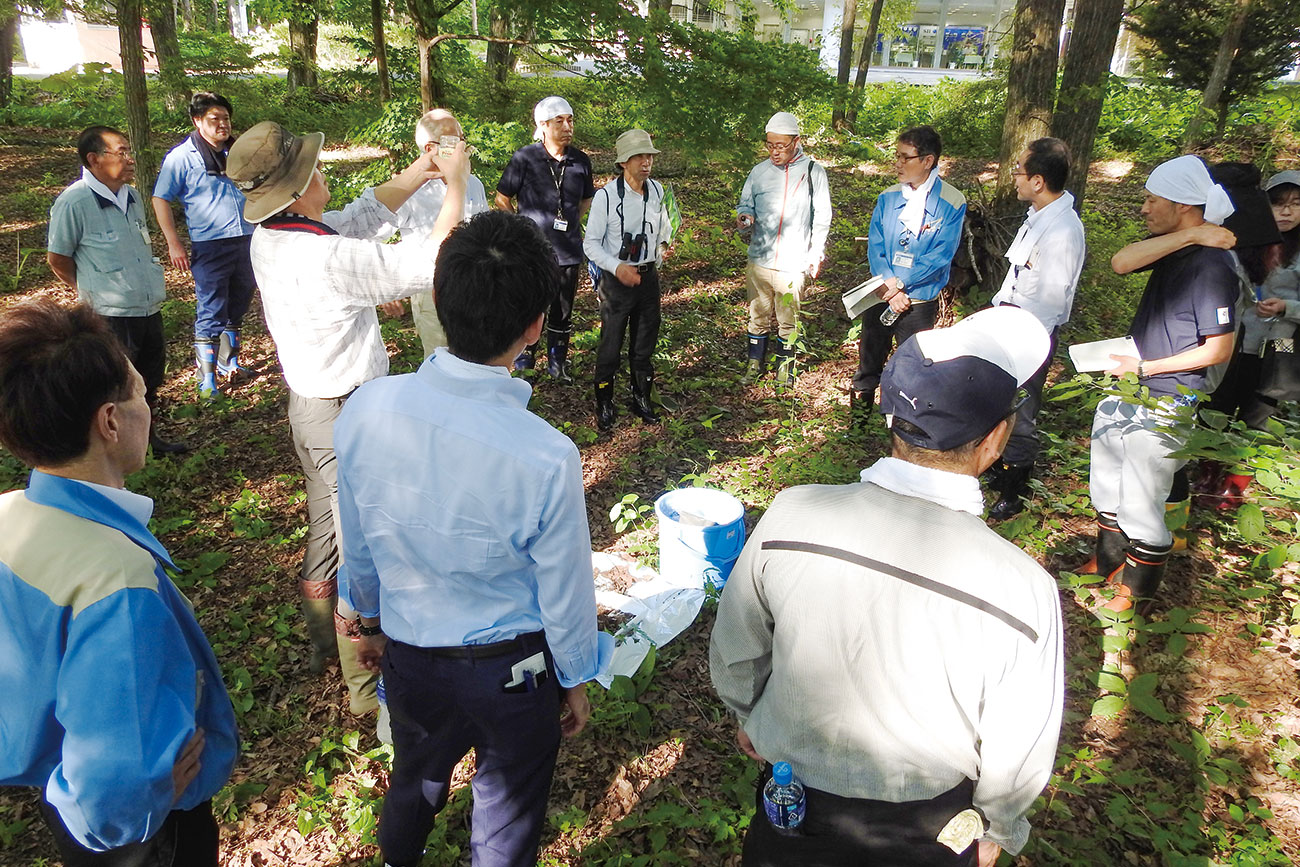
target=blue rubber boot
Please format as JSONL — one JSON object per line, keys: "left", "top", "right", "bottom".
{"left": 195, "top": 340, "right": 219, "bottom": 398}
{"left": 217, "top": 329, "right": 259, "bottom": 379}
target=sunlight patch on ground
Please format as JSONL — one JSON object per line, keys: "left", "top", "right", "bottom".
{"left": 322, "top": 145, "right": 389, "bottom": 162}
{"left": 1093, "top": 159, "right": 1135, "bottom": 181}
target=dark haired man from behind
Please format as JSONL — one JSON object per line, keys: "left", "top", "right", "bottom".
{"left": 152, "top": 91, "right": 260, "bottom": 398}
{"left": 985, "top": 137, "right": 1086, "bottom": 519}
{"left": 335, "top": 210, "right": 611, "bottom": 867}
{"left": 47, "top": 125, "right": 186, "bottom": 454}
{"left": 711, "top": 306, "right": 1063, "bottom": 867}
{"left": 0, "top": 301, "right": 238, "bottom": 865}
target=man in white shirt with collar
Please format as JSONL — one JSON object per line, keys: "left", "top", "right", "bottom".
{"left": 226, "top": 121, "right": 467, "bottom": 724}
{"left": 711, "top": 306, "right": 1063, "bottom": 867}
{"left": 987, "top": 137, "right": 1086, "bottom": 520}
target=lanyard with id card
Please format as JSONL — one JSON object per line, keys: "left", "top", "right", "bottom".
{"left": 893, "top": 229, "right": 914, "bottom": 270}
{"left": 549, "top": 159, "right": 569, "bottom": 232}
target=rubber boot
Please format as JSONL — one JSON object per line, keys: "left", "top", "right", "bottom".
{"left": 595, "top": 379, "right": 617, "bottom": 432}
{"left": 849, "top": 388, "right": 873, "bottom": 434}
{"left": 1079, "top": 512, "right": 1126, "bottom": 579}
{"left": 773, "top": 340, "right": 796, "bottom": 389}
{"left": 148, "top": 407, "right": 189, "bottom": 456}
{"left": 742, "top": 333, "right": 769, "bottom": 384}
{"left": 1190, "top": 460, "right": 1224, "bottom": 495}
{"left": 195, "top": 340, "right": 219, "bottom": 398}
{"left": 628, "top": 370, "right": 661, "bottom": 423}
{"left": 335, "top": 614, "right": 378, "bottom": 715}
{"left": 514, "top": 345, "right": 537, "bottom": 372}
{"left": 1211, "top": 473, "right": 1252, "bottom": 512}
{"left": 1166, "top": 468, "right": 1190, "bottom": 553}
{"left": 1104, "top": 540, "right": 1173, "bottom": 615}
{"left": 301, "top": 596, "right": 337, "bottom": 675}
{"left": 217, "top": 329, "right": 260, "bottom": 380}
{"left": 547, "top": 332, "right": 573, "bottom": 383}
{"left": 989, "top": 463, "right": 1033, "bottom": 521}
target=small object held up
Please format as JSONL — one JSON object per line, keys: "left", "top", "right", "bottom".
{"left": 936, "top": 808, "right": 985, "bottom": 854}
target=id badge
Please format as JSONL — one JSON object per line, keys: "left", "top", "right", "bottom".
{"left": 892, "top": 251, "right": 914, "bottom": 269}
{"left": 553, "top": 217, "right": 569, "bottom": 232}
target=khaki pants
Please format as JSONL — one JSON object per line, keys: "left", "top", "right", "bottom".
{"left": 410, "top": 290, "right": 447, "bottom": 359}
{"left": 746, "top": 262, "right": 804, "bottom": 342}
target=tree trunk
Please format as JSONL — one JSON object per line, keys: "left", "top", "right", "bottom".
{"left": 119, "top": 0, "right": 159, "bottom": 229}
{"left": 995, "top": 0, "right": 1068, "bottom": 203}
{"left": 147, "top": 0, "right": 190, "bottom": 114}
{"left": 0, "top": 8, "right": 16, "bottom": 111}
{"left": 287, "top": 7, "right": 319, "bottom": 92}
{"left": 406, "top": 0, "right": 463, "bottom": 112}
{"left": 372, "top": 0, "right": 390, "bottom": 102}
{"left": 178, "top": 0, "right": 192, "bottom": 30}
{"left": 1051, "top": 0, "right": 1124, "bottom": 206}
{"left": 846, "top": 0, "right": 885, "bottom": 128}
{"left": 1184, "top": 0, "right": 1249, "bottom": 149}
{"left": 831, "top": 0, "right": 858, "bottom": 129}
{"left": 486, "top": 6, "right": 511, "bottom": 83}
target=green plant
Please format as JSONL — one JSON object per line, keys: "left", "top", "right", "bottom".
{"left": 610, "top": 492, "right": 654, "bottom": 533}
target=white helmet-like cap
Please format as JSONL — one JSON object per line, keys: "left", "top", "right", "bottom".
{"left": 533, "top": 96, "right": 574, "bottom": 141}
{"left": 765, "top": 111, "right": 801, "bottom": 136}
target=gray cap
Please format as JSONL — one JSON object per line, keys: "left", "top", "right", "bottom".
{"left": 1265, "top": 170, "right": 1300, "bottom": 191}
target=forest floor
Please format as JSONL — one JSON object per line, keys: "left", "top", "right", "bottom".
{"left": 1, "top": 128, "right": 1299, "bottom": 867}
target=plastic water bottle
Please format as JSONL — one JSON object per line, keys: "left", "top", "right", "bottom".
{"left": 763, "top": 762, "right": 806, "bottom": 836}
{"left": 376, "top": 676, "right": 392, "bottom": 746}
{"left": 880, "top": 305, "right": 902, "bottom": 326}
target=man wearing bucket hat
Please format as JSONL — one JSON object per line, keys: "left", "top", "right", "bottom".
{"left": 736, "top": 111, "right": 832, "bottom": 388}
{"left": 711, "top": 305, "right": 1063, "bottom": 867}
{"left": 333, "top": 210, "right": 611, "bottom": 867}
{"left": 1082, "top": 155, "right": 1238, "bottom": 614}
{"left": 495, "top": 96, "right": 596, "bottom": 380}
{"left": 584, "top": 128, "right": 678, "bottom": 431}
{"left": 227, "top": 120, "right": 469, "bottom": 724}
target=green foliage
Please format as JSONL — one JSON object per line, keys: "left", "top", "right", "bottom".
{"left": 843, "top": 75, "right": 1007, "bottom": 156}
{"left": 177, "top": 31, "right": 261, "bottom": 75}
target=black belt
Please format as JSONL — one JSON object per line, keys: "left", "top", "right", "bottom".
{"left": 408, "top": 630, "right": 546, "bottom": 660}
{"left": 634, "top": 262, "right": 656, "bottom": 274}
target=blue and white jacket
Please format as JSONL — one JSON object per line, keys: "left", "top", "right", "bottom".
{"left": 0, "top": 471, "right": 238, "bottom": 851}
{"left": 867, "top": 176, "right": 967, "bottom": 302}
{"left": 737, "top": 150, "right": 832, "bottom": 274}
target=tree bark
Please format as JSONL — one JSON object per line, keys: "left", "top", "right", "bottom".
{"left": 406, "top": 0, "right": 464, "bottom": 112}
{"left": 147, "top": 0, "right": 190, "bottom": 114}
{"left": 1184, "top": 0, "right": 1250, "bottom": 149}
{"left": 0, "top": 8, "right": 16, "bottom": 111}
{"left": 831, "top": 0, "right": 858, "bottom": 129}
{"left": 995, "top": 0, "right": 1068, "bottom": 203}
{"left": 486, "top": 6, "right": 511, "bottom": 83}
{"left": 119, "top": 0, "right": 159, "bottom": 229}
{"left": 372, "top": 0, "right": 390, "bottom": 102}
{"left": 287, "top": 5, "right": 319, "bottom": 92}
{"left": 1051, "top": 0, "right": 1125, "bottom": 206}
{"left": 846, "top": 0, "right": 885, "bottom": 128}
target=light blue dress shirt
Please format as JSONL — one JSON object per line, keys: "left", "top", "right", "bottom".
{"left": 335, "top": 350, "right": 611, "bottom": 688}
{"left": 153, "top": 137, "right": 253, "bottom": 242}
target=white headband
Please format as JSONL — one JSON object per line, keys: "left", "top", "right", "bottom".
{"left": 1146, "top": 155, "right": 1236, "bottom": 226}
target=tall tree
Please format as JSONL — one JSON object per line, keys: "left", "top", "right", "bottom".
{"left": 286, "top": 0, "right": 319, "bottom": 91}
{"left": 1183, "top": 0, "right": 1250, "bottom": 147}
{"left": 994, "top": 0, "right": 1067, "bottom": 204}
{"left": 1051, "top": 0, "right": 1125, "bottom": 205}
{"left": 406, "top": 0, "right": 465, "bottom": 109}
{"left": 371, "top": 0, "right": 390, "bottom": 101}
{"left": 0, "top": 5, "right": 16, "bottom": 111}
{"left": 146, "top": 0, "right": 191, "bottom": 113}
{"left": 845, "top": 0, "right": 885, "bottom": 129}
{"left": 119, "top": 0, "right": 159, "bottom": 227}
{"left": 830, "top": 0, "right": 858, "bottom": 129}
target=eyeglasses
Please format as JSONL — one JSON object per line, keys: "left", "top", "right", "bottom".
{"left": 99, "top": 148, "right": 134, "bottom": 159}
{"left": 1009, "top": 388, "right": 1030, "bottom": 415}
{"left": 1010, "top": 163, "right": 1029, "bottom": 178}
{"left": 764, "top": 139, "right": 798, "bottom": 152}
{"left": 893, "top": 151, "right": 923, "bottom": 163}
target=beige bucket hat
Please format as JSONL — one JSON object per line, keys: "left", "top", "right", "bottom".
{"left": 615, "top": 129, "right": 660, "bottom": 165}
{"left": 227, "top": 121, "right": 325, "bottom": 223}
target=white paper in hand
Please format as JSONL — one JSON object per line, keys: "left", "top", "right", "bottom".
{"left": 842, "top": 276, "right": 887, "bottom": 319}
{"left": 1068, "top": 336, "right": 1140, "bottom": 372}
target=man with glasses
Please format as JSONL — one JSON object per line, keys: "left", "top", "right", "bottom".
{"left": 47, "top": 125, "right": 187, "bottom": 454}
{"left": 736, "top": 111, "right": 832, "bottom": 388}
{"left": 711, "top": 306, "right": 1063, "bottom": 867}
{"left": 985, "top": 138, "right": 1086, "bottom": 519}
{"left": 495, "top": 96, "right": 595, "bottom": 380}
{"left": 152, "top": 92, "right": 260, "bottom": 399}
{"left": 851, "top": 125, "right": 966, "bottom": 428}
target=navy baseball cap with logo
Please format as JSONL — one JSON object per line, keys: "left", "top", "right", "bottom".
{"left": 881, "top": 306, "right": 1051, "bottom": 451}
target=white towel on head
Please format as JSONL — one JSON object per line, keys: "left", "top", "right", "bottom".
{"left": 899, "top": 169, "right": 938, "bottom": 237}
{"left": 1145, "top": 155, "right": 1236, "bottom": 225}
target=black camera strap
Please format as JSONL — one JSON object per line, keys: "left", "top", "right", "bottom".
{"left": 616, "top": 176, "right": 654, "bottom": 261}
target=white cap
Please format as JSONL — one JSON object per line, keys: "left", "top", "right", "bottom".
{"left": 1146, "top": 155, "right": 1236, "bottom": 226}
{"left": 533, "top": 96, "right": 574, "bottom": 141}
{"left": 765, "top": 111, "right": 800, "bottom": 136}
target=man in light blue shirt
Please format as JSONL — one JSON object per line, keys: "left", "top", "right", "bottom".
{"left": 152, "top": 92, "right": 258, "bottom": 397}
{"left": 335, "top": 210, "right": 611, "bottom": 867}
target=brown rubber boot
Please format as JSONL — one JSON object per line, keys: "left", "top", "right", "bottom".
{"left": 335, "top": 615, "right": 378, "bottom": 715}
{"left": 301, "top": 596, "right": 337, "bottom": 675}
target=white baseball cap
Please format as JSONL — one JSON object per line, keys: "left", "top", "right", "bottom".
{"left": 533, "top": 96, "right": 574, "bottom": 141}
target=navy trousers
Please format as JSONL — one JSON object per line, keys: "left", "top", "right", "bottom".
{"left": 39, "top": 797, "right": 218, "bottom": 867}
{"left": 379, "top": 633, "right": 562, "bottom": 867}
{"left": 190, "top": 234, "right": 256, "bottom": 341}
{"left": 852, "top": 299, "right": 939, "bottom": 396}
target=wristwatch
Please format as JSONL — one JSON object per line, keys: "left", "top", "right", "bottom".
{"left": 357, "top": 621, "right": 383, "bottom": 637}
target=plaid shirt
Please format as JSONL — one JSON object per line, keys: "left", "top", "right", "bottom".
{"left": 250, "top": 190, "right": 437, "bottom": 399}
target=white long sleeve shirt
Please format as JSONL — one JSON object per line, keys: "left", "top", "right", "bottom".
{"left": 992, "top": 191, "right": 1086, "bottom": 330}
{"left": 583, "top": 177, "right": 674, "bottom": 274}
{"left": 709, "top": 457, "right": 1064, "bottom": 854}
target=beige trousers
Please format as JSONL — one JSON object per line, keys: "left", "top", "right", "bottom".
{"left": 410, "top": 290, "right": 447, "bottom": 358}
{"left": 746, "top": 262, "right": 805, "bottom": 342}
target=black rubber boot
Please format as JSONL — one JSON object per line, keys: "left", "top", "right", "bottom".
{"left": 148, "top": 408, "right": 189, "bottom": 456}
{"left": 773, "top": 340, "right": 796, "bottom": 388}
{"left": 743, "top": 332, "right": 769, "bottom": 383}
{"left": 514, "top": 345, "right": 537, "bottom": 372}
{"left": 194, "top": 339, "right": 218, "bottom": 398}
{"left": 628, "top": 370, "right": 660, "bottom": 423}
{"left": 989, "top": 463, "right": 1033, "bottom": 521}
{"left": 1114, "top": 539, "right": 1173, "bottom": 615}
{"left": 217, "top": 328, "right": 260, "bottom": 379}
{"left": 547, "top": 332, "right": 573, "bottom": 383}
{"left": 1080, "top": 512, "right": 1127, "bottom": 578}
{"left": 848, "top": 388, "right": 873, "bottom": 434}
{"left": 596, "top": 379, "right": 617, "bottom": 431}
